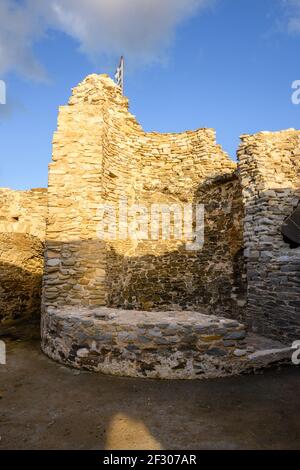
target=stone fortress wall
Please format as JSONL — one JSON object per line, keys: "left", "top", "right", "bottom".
{"left": 239, "top": 130, "right": 300, "bottom": 342}
{"left": 0, "top": 188, "right": 47, "bottom": 322}
{"left": 43, "top": 75, "right": 246, "bottom": 322}
{"left": 0, "top": 74, "right": 299, "bottom": 348}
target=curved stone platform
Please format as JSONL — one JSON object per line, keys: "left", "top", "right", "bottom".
{"left": 41, "top": 307, "right": 291, "bottom": 380}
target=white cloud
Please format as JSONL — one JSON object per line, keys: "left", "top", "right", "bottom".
{"left": 284, "top": 0, "right": 300, "bottom": 33}
{"left": 0, "top": 0, "right": 211, "bottom": 80}
{"left": 50, "top": 0, "right": 209, "bottom": 61}
{"left": 0, "top": 0, "right": 47, "bottom": 80}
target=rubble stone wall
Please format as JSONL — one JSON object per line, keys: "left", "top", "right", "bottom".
{"left": 108, "top": 172, "right": 246, "bottom": 319}
{"left": 2, "top": 75, "right": 299, "bottom": 349}
{"left": 43, "top": 74, "right": 246, "bottom": 319}
{"left": 42, "top": 307, "right": 250, "bottom": 380}
{"left": 238, "top": 130, "right": 300, "bottom": 342}
{"left": 0, "top": 188, "right": 47, "bottom": 322}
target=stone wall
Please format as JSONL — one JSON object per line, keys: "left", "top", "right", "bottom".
{"left": 2, "top": 74, "right": 299, "bottom": 352}
{"left": 0, "top": 188, "right": 47, "bottom": 322}
{"left": 42, "top": 307, "right": 249, "bottom": 379}
{"left": 238, "top": 130, "right": 300, "bottom": 342}
{"left": 0, "top": 188, "right": 46, "bottom": 239}
{"left": 42, "top": 306, "right": 291, "bottom": 380}
{"left": 43, "top": 74, "right": 246, "bottom": 320}
{"left": 107, "top": 172, "right": 246, "bottom": 319}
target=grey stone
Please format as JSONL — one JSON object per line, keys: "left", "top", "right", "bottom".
{"left": 224, "top": 331, "right": 246, "bottom": 341}
{"left": 206, "top": 348, "right": 228, "bottom": 357}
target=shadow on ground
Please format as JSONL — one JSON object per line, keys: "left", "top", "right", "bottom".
{"left": 0, "top": 326, "right": 300, "bottom": 450}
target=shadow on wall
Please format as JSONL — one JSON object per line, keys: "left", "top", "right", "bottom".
{"left": 106, "top": 172, "right": 246, "bottom": 320}
{"left": 0, "top": 261, "right": 42, "bottom": 322}
{"left": 106, "top": 246, "right": 245, "bottom": 317}
{"left": 43, "top": 237, "right": 246, "bottom": 320}
{"left": 0, "top": 174, "right": 246, "bottom": 327}
{"left": 43, "top": 173, "right": 247, "bottom": 322}
{"left": 0, "top": 233, "right": 44, "bottom": 324}
{"left": 244, "top": 187, "right": 300, "bottom": 342}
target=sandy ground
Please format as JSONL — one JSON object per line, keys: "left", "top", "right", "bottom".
{"left": 0, "top": 326, "right": 300, "bottom": 450}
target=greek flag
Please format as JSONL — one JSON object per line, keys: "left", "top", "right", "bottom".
{"left": 114, "top": 56, "right": 124, "bottom": 93}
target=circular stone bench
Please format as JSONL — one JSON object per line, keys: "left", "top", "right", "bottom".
{"left": 41, "top": 306, "right": 263, "bottom": 379}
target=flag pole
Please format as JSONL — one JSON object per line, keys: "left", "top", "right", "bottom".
{"left": 114, "top": 56, "right": 124, "bottom": 94}
{"left": 121, "top": 56, "right": 124, "bottom": 94}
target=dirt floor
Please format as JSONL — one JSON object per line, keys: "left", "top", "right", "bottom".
{"left": 0, "top": 323, "right": 300, "bottom": 450}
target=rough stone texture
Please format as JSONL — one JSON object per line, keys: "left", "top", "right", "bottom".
{"left": 107, "top": 172, "right": 246, "bottom": 319}
{"left": 0, "top": 188, "right": 47, "bottom": 239}
{"left": 43, "top": 74, "right": 245, "bottom": 319}
{"left": 0, "top": 188, "right": 47, "bottom": 322}
{"left": 41, "top": 306, "right": 290, "bottom": 380}
{"left": 1, "top": 74, "right": 299, "bottom": 380}
{"left": 238, "top": 130, "right": 300, "bottom": 342}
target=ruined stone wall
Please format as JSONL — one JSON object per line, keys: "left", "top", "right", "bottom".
{"left": 107, "top": 172, "right": 246, "bottom": 319}
{"left": 43, "top": 74, "right": 245, "bottom": 319}
{"left": 43, "top": 74, "right": 142, "bottom": 310}
{"left": 0, "top": 188, "right": 47, "bottom": 239}
{"left": 0, "top": 188, "right": 47, "bottom": 322}
{"left": 238, "top": 130, "right": 300, "bottom": 342}
{"left": 2, "top": 76, "right": 299, "bottom": 345}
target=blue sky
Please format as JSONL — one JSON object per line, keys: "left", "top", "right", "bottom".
{"left": 1, "top": 0, "right": 300, "bottom": 190}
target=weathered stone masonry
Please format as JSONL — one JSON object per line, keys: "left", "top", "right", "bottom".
{"left": 43, "top": 74, "right": 246, "bottom": 320}
{"left": 238, "top": 130, "right": 300, "bottom": 342}
{"left": 0, "top": 188, "right": 47, "bottom": 322}
{"left": 1, "top": 73, "right": 300, "bottom": 378}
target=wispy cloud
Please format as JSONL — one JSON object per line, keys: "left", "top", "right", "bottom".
{"left": 0, "top": 0, "right": 47, "bottom": 80}
{"left": 283, "top": 0, "right": 300, "bottom": 33}
{"left": 51, "top": 0, "right": 211, "bottom": 61}
{"left": 0, "top": 0, "right": 211, "bottom": 80}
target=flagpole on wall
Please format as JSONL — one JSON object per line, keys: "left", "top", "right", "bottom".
{"left": 121, "top": 56, "right": 124, "bottom": 94}
{"left": 114, "top": 56, "right": 124, "bottom": 94}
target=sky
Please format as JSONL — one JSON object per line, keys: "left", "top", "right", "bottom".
{"left": 1, "top": 0, "right": 300, "bottom": 190}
